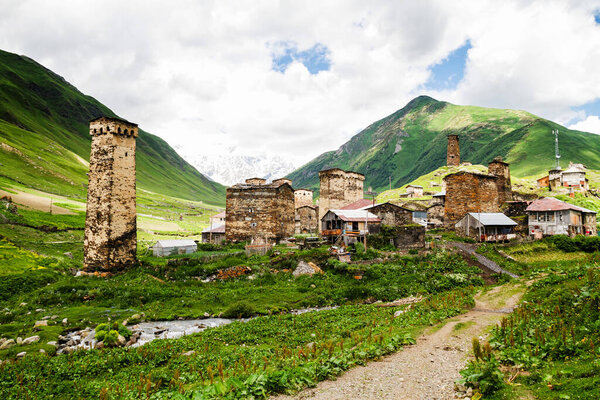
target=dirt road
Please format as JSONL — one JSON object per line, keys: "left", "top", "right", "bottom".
{"left": 272, "top": 284, "right": 525, "bottom": 400}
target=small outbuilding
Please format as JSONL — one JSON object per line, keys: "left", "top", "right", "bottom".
{"left": 152, "top": 239, "right": 197, "bottom": 257}
{"left": 455, "top": 213, "right": 517, "bottom": 242}
{"left": 321, "top": 209, "right": 381, "bottom": 245}
{"left": 202, "top": 224, "right": 226, "bottom": 244}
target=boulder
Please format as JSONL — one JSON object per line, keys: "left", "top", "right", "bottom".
{"left": 46, "top": 341, "right": 57, "bottom": 347}
{"left": 19, "top": 303, "right": 27, "bottom": 307}
{"left": 62, "top": 318, "right": 68, "bottom": 325}
{"left": 0, "top": 339, "right": 15, "bottom": 350}
{"left": 16, "top": 352, "right": 26, "bottom": 359}
{"left": 16, "top": 337, "right": 23, "bottom": 345}
{"left": 63, "top": 252, "right": 73, "bottom": 259}
{"left": 22, "top": 336, "right": 40, "bottom": 345}
{"left": 117, "top": 335, "right": 126, "bottom": 346}
{"left": 181, "top": 350, "right": 196, "bottom": 357}
{"left": 293, "top": 261, "right": 324, "bottom": 277}
{"left": 34, "top": 320, "right": 48, "bottom": 328}
{"left": 394, "top": 310, "right": 407, "bottom": 318}
{"left": 95, "top": 342, "right": 104, "bottom": 350}
{"left": 39, "top": 349, "right": 46, "bottom": 354}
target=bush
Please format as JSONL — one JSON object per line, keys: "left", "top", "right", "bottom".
{"left": 222, "top": 301, "right": 257, "bottom": 319}
{"left": 550, "top": 235, "right": 578, "bottom": 252}
{"left": 104, "top": 330, "right": 120, "bottom": 346}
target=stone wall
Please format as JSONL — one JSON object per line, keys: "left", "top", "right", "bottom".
{"left": 369, "top": 203, "right": 412, "bottom": 226}
{"left": 393, "top": 225, "right": 425, "bottom": 249}
{"left": 427, "top": 203, "right": 444, "bottom": 227}
{"left": 488, "top": 158, "right": 512, "bottom": 203}
{"left": 294, "top": 189, "right": 314, "bottom": 209}
{"left": 447, "top": 134, "right": 460, "bottom": 166}
{"left": 225, "top": 183, "right": 295, "bottom": 242}
{"left": 443, "top": 172, "right": 501, "bottom": 227}
{"left": 318, "top": 168, "right": 365, "bottom": 231}
{"left": 295, "top": 205, "right": 318, "bottom": 234}
{"left": 84, "top": 117, "right": 138, "bottom": 272}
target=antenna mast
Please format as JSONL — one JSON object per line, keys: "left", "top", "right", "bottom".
{"left": 553, "top": 129, "right": 561, "bottom": 170}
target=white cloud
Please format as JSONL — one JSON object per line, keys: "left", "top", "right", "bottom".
{"left": 569, "top": 116, "right": 600, "bottom": 134}
{"left": 0, "top": 0, "right": 599, "bottom": 170}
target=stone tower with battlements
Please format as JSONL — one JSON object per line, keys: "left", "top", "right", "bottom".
{"left": 447, "top": 134, "right": 460, "bottom": 166}
{"left": 84, "top": 116, "right": 138, "bottom": 271}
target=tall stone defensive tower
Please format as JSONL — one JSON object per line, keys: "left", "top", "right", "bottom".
{"left": 488, "top": 156, "right": 512, "bottom": 203}
{"left": 447, "top": 134, "right": 460, "bottom": 166}
{"left": 84, "top": 117, "right": 138, "bottom": 271}
{"left": 318, "top": 168, "right": 365, "bottom": 231}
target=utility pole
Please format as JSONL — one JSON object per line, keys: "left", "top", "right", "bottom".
{"left": 364, "top": 187, "right": 378, "bottom": 251}
{"left": 554, "top": 129, "right": 561, "bottom": 170}
{"left": 389, "top": 176, "right": 392, "bottom": 191}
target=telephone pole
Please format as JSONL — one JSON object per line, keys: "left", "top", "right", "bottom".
{"left": 553, "top": 129, "right": 561, "bottom": 170}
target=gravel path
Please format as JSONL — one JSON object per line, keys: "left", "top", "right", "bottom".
{"left": 271, "top": 285, "right": 524, "bottom": 400}
{"left": 449, "top": 242, "right": 519, "bottom": 279}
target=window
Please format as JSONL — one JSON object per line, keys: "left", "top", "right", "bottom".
{"left": 250, "top": 222, "right": 257, "bottom": 228}
{"left": 124, "top": 129, "right": 128, "bottom": 134}
{"left": 118, "top": 127, "right": 121, "bottom": 133}
{"left": 248, "top": 208, "right": 254, "bottom": 213}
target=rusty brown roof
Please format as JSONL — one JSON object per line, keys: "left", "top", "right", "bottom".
{"left": 341, "top": 199, "right": 374, "bottom": 210}
{"left": 526, "top": 197, "right": 596, "bottom": 214}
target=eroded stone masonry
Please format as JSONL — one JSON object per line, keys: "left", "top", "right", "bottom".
{"left": 225, "top": 178, "right": 295, "bottom": 243}
{"left": 84, "top": 117, "right": 138, "bottom": 271}
{"left": 318, "top": 168, "right": 365, "bottom": 231}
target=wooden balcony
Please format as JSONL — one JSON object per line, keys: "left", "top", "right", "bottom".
{"left": 322, "top": 229, "right": 342, "bottom": 236}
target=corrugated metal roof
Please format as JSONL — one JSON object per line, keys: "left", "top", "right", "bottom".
{"left": 341, "top": 199, "right": 374, "bottom": 210}
{"left": 329, "top": 209, "right": 381, "bottom": 222}
{"left": 153, "top": 240, "right": 197, "bottom": 248}
{"left": 526, "top": 197, "right": 596, "bottom": 214}
{"left": 433, "top": 191, "right": 446, "bottom": 197}
{"left": 202, "top": 224, "right": 225, "bottom": 234}
{"left": 466, "top": 213, "right": 517, "bottom": 226}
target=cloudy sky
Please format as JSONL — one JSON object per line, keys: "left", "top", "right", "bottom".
{"left": 1, "top": 0, "right": 599, "bottom": 169}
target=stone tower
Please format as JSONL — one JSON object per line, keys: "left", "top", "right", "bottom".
{"left": 447, "top": 134, "right": 460, "bottom": 166}
{"left": 488, "top": 156, "right": 512, "bottom": 203}
{"left": 318, "top": 168, "right": 365, "bottom": 231}
{"left": 84, "top": 116, "right": 138, "bottom": 272}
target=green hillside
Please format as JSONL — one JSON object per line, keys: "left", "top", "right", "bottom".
{"left": 288, "top": 96, "right": 600, "bottom": 193}
{"left": 0, "top": 49, "right": 225, "bottom": 204}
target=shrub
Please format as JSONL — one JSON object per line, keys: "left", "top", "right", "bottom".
{"left": 222, "top": 301, "right": 257, "bottom": 319}
{"left": 550, "top": 235, "right": 578, "bottom": 252}
{"left": 104, "top": 330, "right": 120, "bottom": 346}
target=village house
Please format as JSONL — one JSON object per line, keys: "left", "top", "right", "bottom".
{"left": 201, "top": 224, "right": 225, "bottom": 244}
{"left": 455, "top": 213, "right": 517, "bottom": 242}
{"left": 526, "top": 197, "right": 597, "bottom": 238}
{"left": 152, "top": 239, "right": 197, "bottom": 257}
{"left": 210, "top": 211, "right": 225, "bottom": 226}
{"left": 321, "top": 209, "right": 381, "bottom": 245}
{"left": 406, "top": 185, "right": 424, "bottom": 198}
{"left": 225, "top": 178, "right": 295, "bottom": 243}
{"left": 318, "top": 168, "right": 365, "bottom": 231}
{"left": 537, "top": 162, "right": 589, "bottom": 192}
{"left": 363, "top": 202, "right": 413, "bottom": 226}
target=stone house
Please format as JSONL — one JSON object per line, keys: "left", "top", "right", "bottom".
{"left": 406, "top": 185, "right": 424, "bottom": 198}
{"left": 455, "top": 213, "right": 517, "bottom": 242}
{"left": 526, "top": 197, "right": 597, "bottom": 237}
{"left": 225, "top": 178, "right": 295, "bottom": 243}
{"left": 537, "top": 163, "right": 588, "bottom": 193}
{"left": 443, "top": 157, "right": 512, "bottom": 227}
{"left": 363, "top": 202, "right": 413, "bottom": 226}
{"left": 295, "top": 205, "right": 318, "bottom": 234}
{"left": 152, "top": 240, "right": 197, "bottom": 257}
{"left": 426, "top": 203, "right": 445, "bottom": 227}
{"left": 318, "top": 168, "right": 365, "bottom": 231}
{"left": 321, "top": 209, "right": 381, "bottom": 245}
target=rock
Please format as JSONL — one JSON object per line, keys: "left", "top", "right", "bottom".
{"left": 95, "top": 342, "right": 104, "bottom": 350}
{"left": 466, "top": 387, "right": 473, "bottom": 396}
{"left": 203, "top": 312, "right": 210, "bottom": 318}
{"left": 35, "top": 308, "right": 44, "bottom": 312}
{"left": 39, "top": 349, "right": 46, "bottom": 354}
{"left": 62, "top": 318, "right": 68, "bottom": 325}
{"left": 117, "top": 335, "right": 126, "bottom": 346}
{"left": 19, "top": 303, "right": 27, "bottom": 307}
{"left": 293, "top": 261, "right": 323, "bottom": 277}
{"left": 0, "top": 339, "right": 15, "bottom": 350}
{"left": 16, "top": 352, "right": 26, "bottom": 359}
{"left": 46, "top": 341, "right": 57, "bottom": 347}
{"left": 62, "top": 346, "right": 75, "bottom": 354}
{"left": 63, "top": 252, "right": 73, "bottom": 259}
{"left": 394, "top": 310, "right": 407, "bottom": 318}
{"left": 34, "top": 320, "right": 48, "bottom": 328}
{"left": 16, "top": 337, "right": 23, "bottom": 345}
{"left": 0, "top": 338, "right": 5, "bottom": 346}
{"left": 181, "top": 350, "right": 196, "bottom": 356}
{"left": 51, "top": 315, "right": 59, "bottom": 320}
{"left": 306, "top": 342, "right": 315, "bottom": 349}
{"left": 42, "top": 316, "right": 51, "bottom": 320}
{"left": 22, "top": 336, "right": 40, "bottom": 345}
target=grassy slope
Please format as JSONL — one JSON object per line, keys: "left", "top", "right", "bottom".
{"left": 288, "top": 96, "right": 600, "bottom": 194}
{"left": 0, "top": 49, "right": 225, "bottom": 204}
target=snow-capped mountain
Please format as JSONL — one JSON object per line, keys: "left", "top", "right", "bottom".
{"left": 176, "top": 148, "right": 296, "bottom": 186}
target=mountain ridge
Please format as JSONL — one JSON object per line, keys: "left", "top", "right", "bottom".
{"left": 0, "top": 49, "right": 226, "bottom": 204}
{"left": 287, "top": 96, "right": 600, "bottom": 194}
